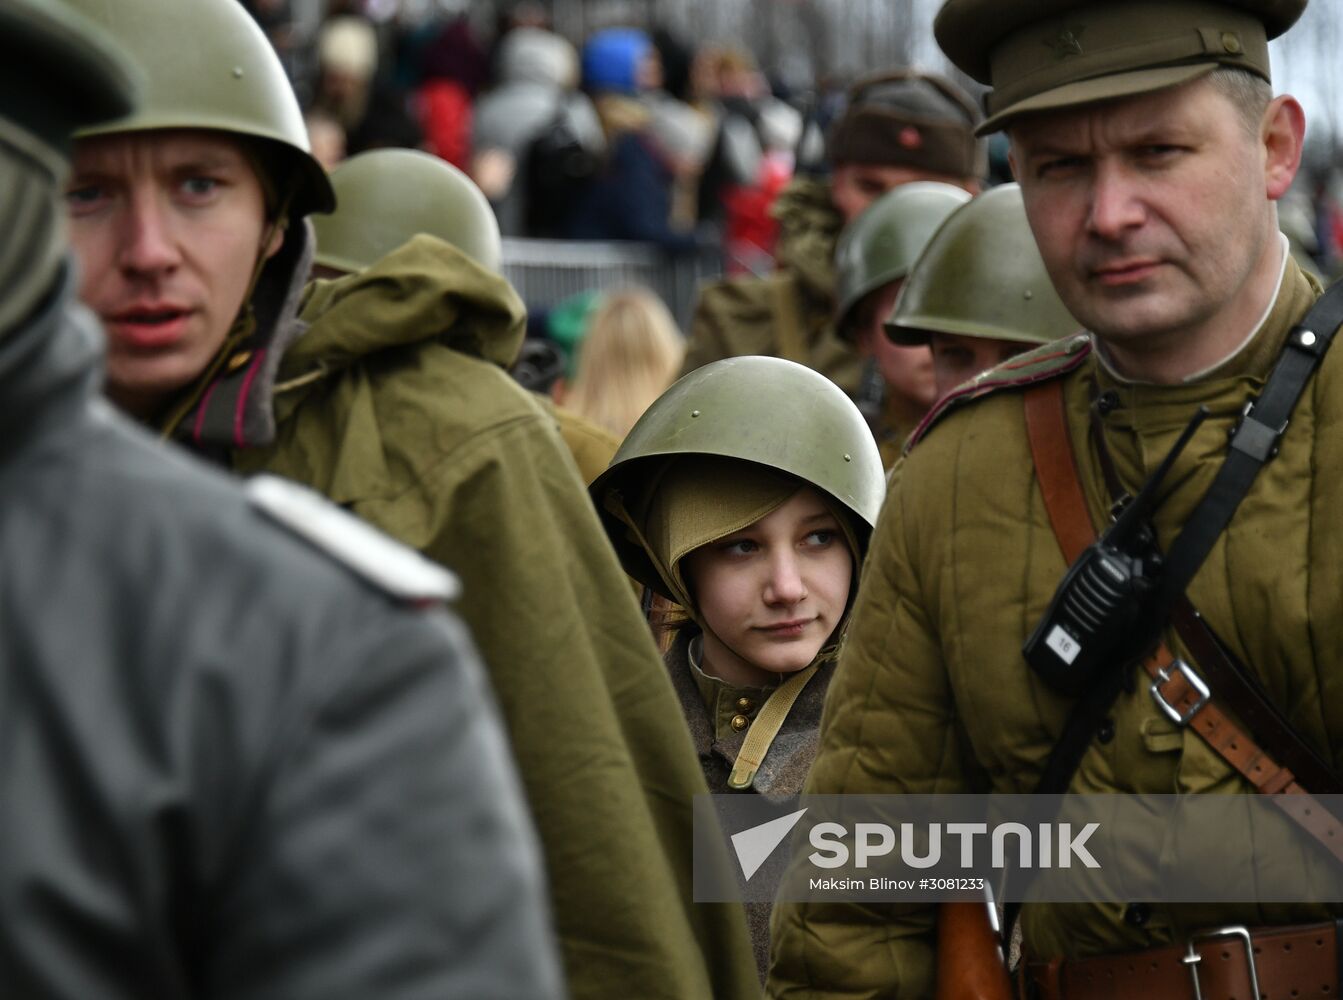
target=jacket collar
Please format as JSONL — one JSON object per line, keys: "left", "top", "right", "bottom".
{"left": 665, "top": 628, "right": 832, "bottom": 798}
{"left": 0, "top": 262, "right": 101, "bottom": 462}
{"left": 166, "top": 219, "right": 315, "bottom": 455}
{"left": 1090, "top": 254, "right": 1322, "bottom": 434}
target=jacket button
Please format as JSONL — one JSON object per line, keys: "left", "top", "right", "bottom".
{"left": 1096, "top": 390, "right": 1120, "bottom": 416}
{"left": 1096, "top": 719, "right": 1115, "bottom": 745}
{"left": 1123, "top": 903, "right": 1151, "bottom": 927}
{"left": 736, "top": 697, "right": 756, "bottom": 714}
{"left": 730, "top": 714, "right": 750, "bottom": 732}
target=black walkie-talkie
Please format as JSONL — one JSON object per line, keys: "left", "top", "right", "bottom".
{"left": 1023, "top": 406, "right": 1209, "bottom": 695}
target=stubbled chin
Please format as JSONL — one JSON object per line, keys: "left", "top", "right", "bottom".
{"left": 104, "top": 357, "right": 200, "bottom": 412}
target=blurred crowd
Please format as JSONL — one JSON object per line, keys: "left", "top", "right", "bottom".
{"left": 233, "top": 0, "right": 1343, "bottom": 438}
{"left": 245, "top": 0, "right": 822, "bottom": 270}
{"left": 242, "top": 0, "right": 1343, "bottom": 274}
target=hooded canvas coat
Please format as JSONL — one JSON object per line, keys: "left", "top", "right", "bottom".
{"left": 228, "top": 235, "right": 760, "bottom": 1000}
{"left": 767, "top": 256, "right": 1343, "bottom": 997}
{"left": 682, "top": 178, "right": 863, "bottom": 397}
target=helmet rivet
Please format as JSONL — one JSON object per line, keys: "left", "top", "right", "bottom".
{"left": 691, "top": 409, "right": 701, "bottom": 418}
{"left": 232, "top": 66, "right": 245, "bottom": 79}
{"left": 1023, "top": 289, "right": 1034, "bottom": 300}
{"left": 843, "top": 453, "right": 852, "bottom": 462}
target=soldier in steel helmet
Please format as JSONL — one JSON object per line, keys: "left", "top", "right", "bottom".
{"left": 591, "top": 355, "right": 885, "bottom": 981}
{"left": 681, "top": 69, "right": 986, "bottom": 400}
{"left": 59, "top": 1, "right": 759, "bottom": 996}
{"left": 309, "top": 147, "right": 503, "bottom": 277}
{"left": 0, "top": 1, "right": 562, "bottom": 997}
{"left": 831, "top": 181, "right": 971, "bottom": 466}
{"left": 769, "top": 1, "right": 1343, "bottom": 997}
{"left": 307, "top": 146, "right": 622, "bottom": 485}
{"left": 886, "top": 182, "right": 1082, "bottom": 401}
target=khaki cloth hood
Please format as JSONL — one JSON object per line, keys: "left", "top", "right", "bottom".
{"left": 292, "top": 233, "right": 526, "bottom": 375}
{"left": 641, "top": 456, "right": 802, "bottom": 615}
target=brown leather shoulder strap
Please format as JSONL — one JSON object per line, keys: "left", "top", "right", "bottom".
{"left": 1023, "top": 380, "right": 1094, "bottom": 563}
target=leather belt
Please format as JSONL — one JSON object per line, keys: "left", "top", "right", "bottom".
{"left": 1021, "top": 921, "right": 1341, "bottom": 1000}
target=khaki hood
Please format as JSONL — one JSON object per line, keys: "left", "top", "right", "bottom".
{"left": 292, "top": 233, "right": 526, "bottom": 378}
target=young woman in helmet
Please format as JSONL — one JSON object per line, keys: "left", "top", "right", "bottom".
{"left": 591, "top": 355, "right": 885, "bottom": 978}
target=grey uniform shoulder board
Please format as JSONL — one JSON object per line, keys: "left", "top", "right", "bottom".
{"left": 905, "top": 332, "right": 1092, "bottom": 455}
{"left": 247, "top": 475, "right": 460, "bottom": 603}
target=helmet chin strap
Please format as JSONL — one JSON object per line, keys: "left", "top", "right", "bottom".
{"left": 0, "top": 117, "right": 65, "bottom": 337}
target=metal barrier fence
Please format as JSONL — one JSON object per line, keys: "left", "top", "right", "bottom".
{"left": 499, "top": 237, "right": 723, "bottom": 330}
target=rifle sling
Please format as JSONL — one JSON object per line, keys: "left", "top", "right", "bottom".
{"left": 1155, "top": 277, "right": 1343, "bottom": 612}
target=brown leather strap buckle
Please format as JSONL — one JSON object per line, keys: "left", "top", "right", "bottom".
{"left": 1184, "top": 926, "right": 1259, "bottom": 1000}
{"left": 1150, "top": 657, "right": 1211, "bottom": 726}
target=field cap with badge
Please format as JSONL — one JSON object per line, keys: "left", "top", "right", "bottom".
{"left": 934, "top": 0, "right": 1304, "bottom": 134}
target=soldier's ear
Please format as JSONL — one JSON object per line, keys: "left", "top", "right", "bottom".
{"left": 263, "top": 217, "right": 288, "bottom": 261}
{"left": 1262, "top": 95, "right": 1305, "bottom": 202}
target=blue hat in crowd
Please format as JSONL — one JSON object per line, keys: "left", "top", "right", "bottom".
{"left": 581, "top": 28, "right": 651, "bottom": 95}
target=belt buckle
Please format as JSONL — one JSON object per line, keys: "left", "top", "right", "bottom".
{"left": 1150, "top": 657, "right": 1210, "bottom": 727}
{"left": 1182, "top": 925, "right": 1259, "bottom": 1000}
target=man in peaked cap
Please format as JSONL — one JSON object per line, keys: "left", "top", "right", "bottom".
{"left": 1, "top": 1, "right": 563, "bottom": 997}
{"left": 680, "top": 69, "right": 985, "bottom": 402}
{"left": 767, "top": 1, "right": 1343, "bottom": 998}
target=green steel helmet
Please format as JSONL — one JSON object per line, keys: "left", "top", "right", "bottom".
{"left": 886, "top": 182, "right": 1081, "bottom": 347}
{"left": 590, "top": 355, "right": 886, "bottom": 598}
{"left": 833, "top": 181, "right": 972, "bottom": 338}
{"left": 312, "top": 149, "right": 502, "bottom": 275}
{"left": 66, "top": 0, "right": 334, "bottom": 218}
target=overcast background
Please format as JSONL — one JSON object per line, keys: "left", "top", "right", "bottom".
{"left": 298, "top": 0, "right": 1342, "bottom": 155}
{"left": 528, "top": 0, "right": 1342, "bottom": 150}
